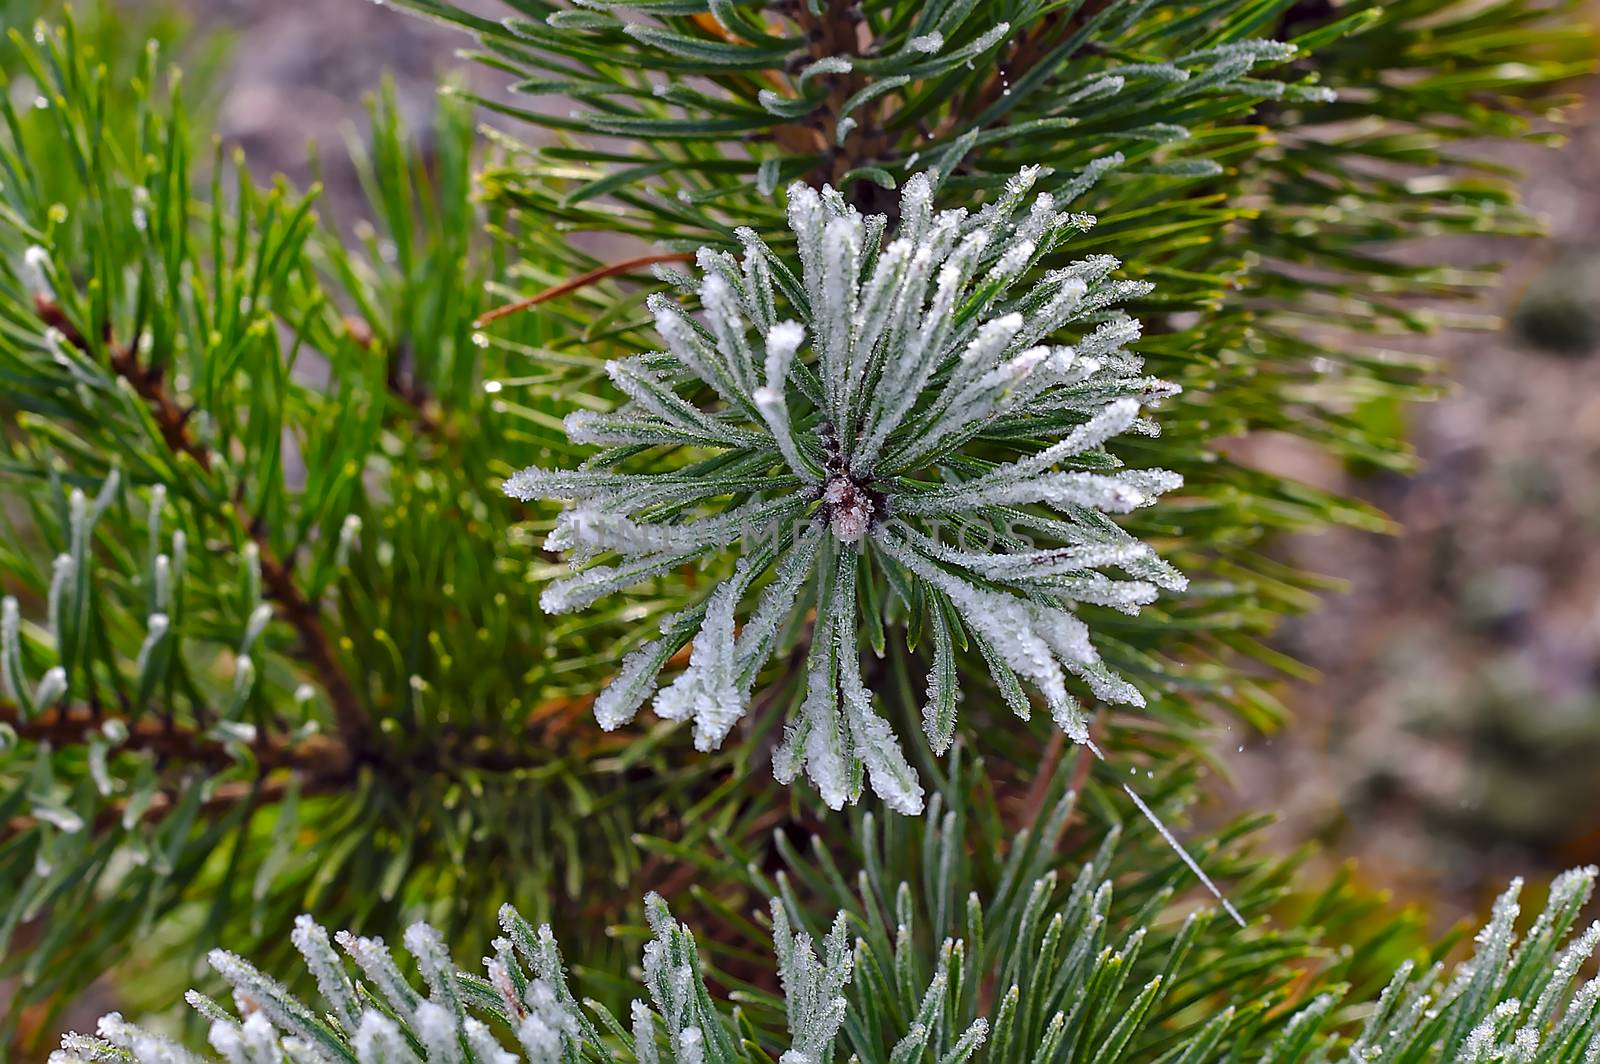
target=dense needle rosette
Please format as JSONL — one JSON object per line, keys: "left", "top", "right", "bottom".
{"left": 505, "top": 166, "right": 1186, "bottom": 813}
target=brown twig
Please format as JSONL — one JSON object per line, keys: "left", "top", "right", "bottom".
{"left": 785, "top": 0, "right": 906, "bottom": 214}
{"left": 37, "top": 296, "right": 208, "bottom": 470}
{"left": 779, "top": 1, "right": 1116, "bottom": 206}
{"left": 0, "top": 685, "right": 620, "bottom": 840}
{"left": 33, "top": 296, "right": 369, "bottom": 748}
{"left": 344, "top": 315, "right": 443, "bottom": 435}
{"left": 254, "top": 556, "right": 366, "bottom": 742}
{"left": 1016, "top": 730, "right": 1068, "bottom": 830}
{"left": 3, "top": 766, "right": 339, "bottom": 839}
{"left": 384, "top": 350, "right": 439, "bottom": 432}
{"left": 0, "top": 700, "right": 349, "bottom": 775}
{"left": 474, "top": 252, "right": 695, "bottom": 328}
{"left": 0, "top": 697, "right": 354, "bottom": 836}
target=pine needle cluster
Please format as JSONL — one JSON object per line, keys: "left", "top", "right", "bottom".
{"left": 52, "top": 758, "right": 1600, "bottom": 1064}
{"left": 0, "top": 0, "right": 1593, "bottom": 1058}
{"left": 508, "top": 165, "right": 1187, "bottom": 812}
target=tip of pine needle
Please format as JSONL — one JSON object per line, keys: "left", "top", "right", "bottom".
{"left": 1083, "top": 739, "right": 1247, "bottom": 929}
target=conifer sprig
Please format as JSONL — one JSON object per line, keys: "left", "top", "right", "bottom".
{"left": 2, "top": 0, "right": 1593, "bottom": 1054}
{"left": 417, "top": 0, "right": 1592, "bottom": 762}
{"left": 0, "top": 17, "right": 754, "bottom": 1034}
{"left": 47, "top": 757, "right": 1600, "bottom": 1064}
{"left": 506, "top": 164, "right": 1185, "bottom": 813}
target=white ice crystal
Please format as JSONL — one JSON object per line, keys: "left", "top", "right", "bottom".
{"left": 514, "top": 981, "right": 575, "bottom": 1064}
{"left": 290, "top": 915, "right": 359, "bottom": 1030}
{"left": 505, "top": 165, "right": 1186, "bottom": 813}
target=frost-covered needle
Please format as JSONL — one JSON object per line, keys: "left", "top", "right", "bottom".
{"left": 1086, "top": 738, "right": 1246, "bottom": 928}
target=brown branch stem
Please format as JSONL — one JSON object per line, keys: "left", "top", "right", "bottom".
{"left": 0, "top": 689, "right": 608, "bottom": 840}
{"left": 785, "top": 0, "right": 904, "bottom": 214}
{"left": 0, "top": 697, "right": 353, "bottom": 836}
{"left": 474, "top": 252, "right": 695, "bottom": 328}
{"left": 0, "top": 700, "right": 349, "bottom": 775}
{"left": 343, "top": 315, "right": 442, "bottom": 435}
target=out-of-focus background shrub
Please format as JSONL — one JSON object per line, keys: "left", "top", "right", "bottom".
{"left": 1218, "top": 10, "right": 1600, "bottom": 917}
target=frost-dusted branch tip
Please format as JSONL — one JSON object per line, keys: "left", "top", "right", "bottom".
{"left": 54, "top": 867, "right": 1600, "bottom": 1064}
{"left": 504, "top": 165, "right": 1186, "bottom": 813}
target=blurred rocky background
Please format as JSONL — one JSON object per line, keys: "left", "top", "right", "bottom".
{"left": 1218, "top": 41, "right": 1600, "bottom": 924}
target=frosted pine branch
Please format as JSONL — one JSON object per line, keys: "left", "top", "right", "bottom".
{"left": 49, "top": 867, "right": 1600, "bottom": 1064}
{"left": 504, "top": 165, "right": 1185, "bottom": 813}
{"left": 48, "top": 891, "right": 905, "bottom": 1064}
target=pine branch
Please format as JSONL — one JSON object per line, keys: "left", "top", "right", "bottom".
{"left": 412, "top": 0, "right": 1478, "bottom": 763}
{"left": 504, "top": 164, "right": 1187, "bottom": 813}
{"left": 4, "top": 3, "right": 1593, "bottom": 1054}
{"left": 0, "top": 33, "right": 748, "bottom": 1033}
{"left": 31, "top": 295, "right": 369, "bottom": 749}
{"left": 397, "top": 2, "right": 1591, "bottom": 832}
{"left": 45, "top": 755, "right": 1600, "bottom": 1064}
